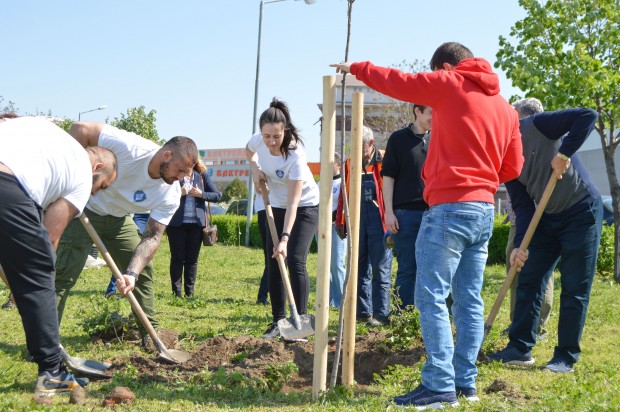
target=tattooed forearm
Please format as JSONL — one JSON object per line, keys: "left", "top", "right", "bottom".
{"left": 126, "top": 218, "right": 166, "bottom": 275}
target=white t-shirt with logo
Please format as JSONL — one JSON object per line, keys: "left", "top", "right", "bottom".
{"left": 0, "top": 117, "right": 91, "bottom": 212}
{"left": 247, "top": 133, "right": 319, "bottom": 209}
{"left": 86, "top": 125, "right": 181, "bottom": 225}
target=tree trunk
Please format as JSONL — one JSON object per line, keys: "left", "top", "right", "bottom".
{"left": 602, "top": 142, "right": 620, "bottom": 283}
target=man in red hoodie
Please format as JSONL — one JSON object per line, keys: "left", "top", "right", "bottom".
{"left": 332, "top": 42, "right": 524, "bottom": 408}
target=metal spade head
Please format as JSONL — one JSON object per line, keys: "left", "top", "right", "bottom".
{"left": 60, "top": 345, "right": 111, "bottom": 379}
{"left": 154, "top": 339, "right": 192, "bottom": 364}
{"left": 278, "top": 314, "right": 315, "bottom": 341}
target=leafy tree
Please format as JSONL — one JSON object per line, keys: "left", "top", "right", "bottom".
{"left": 221, "top": 178, "right": 248, "bottom": 202}
{"left": 496, "top": 0, "right": 620, "bottom": 282}
{"left": 107, "top": 105, "right": 164, "bottom": 145}
{"left": 0, "top": 96, "right": 18, "bottom": 115}
{"left": 366, "top": 59, "right": 430, "bottom": 145}
{"left": 55, "top": 118, "right": 73, "bottom": 132}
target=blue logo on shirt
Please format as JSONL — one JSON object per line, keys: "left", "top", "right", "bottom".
{"left": 275, "top": 170, "right": 284, "bottom": 178}
{"left": 134, "top": 191, "right": 147, "bottom": 202}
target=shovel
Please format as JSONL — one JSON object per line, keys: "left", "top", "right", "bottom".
{"left": 483, "top": 175, "right": 558, "bottom": 341}
{"left": 3, "top": 260, "right": 111, "bottom": 377}
{"left": 79, "top": 214, "right": 191, "bottom": 364}
{"left": 60, "top": 344, "right": 112, "bottom": 379}
{"left": 260, "top": 181, "right": 315, "bottom": 341}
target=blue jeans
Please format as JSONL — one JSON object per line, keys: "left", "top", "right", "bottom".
{"left": 357, "top": 189, "right": 392, "bottom": 321}
{"left": 415, "top": 202, "right": 494, "bottom": 392}
{"left": 393, "top": 209, "right": 425, "bottom": 308}
{"left": 330, "top": 223, "right": 346, "bottom": 308}
{"left": 508, "top": 197, "right": 602, "bottom": 365}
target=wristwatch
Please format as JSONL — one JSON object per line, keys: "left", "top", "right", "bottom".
{"left": 280, "top": 232, "right": 290, "bottom": 242}
{"left": 556, "top": 152, "right": 569, "bottom": 161}
{"left": 123, "top": 270, "right": 139, "bottom": 281}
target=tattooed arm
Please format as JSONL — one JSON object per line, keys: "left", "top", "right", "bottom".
{"left": 116, "top": 217, "right": 167, "bottom": 295}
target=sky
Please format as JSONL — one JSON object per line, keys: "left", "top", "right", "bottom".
{"left": 1, "top": 0, "right": 527, "bottom": 161}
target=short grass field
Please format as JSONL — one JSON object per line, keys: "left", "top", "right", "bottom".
{"left": 0, "top": 237, "right": 619, "bottom": 411}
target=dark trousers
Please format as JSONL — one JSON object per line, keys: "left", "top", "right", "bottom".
{"left": 266, "top": 205, "right": 318, "bottom": 323}
{"left": 166, "top": 223, "right": 203, "bottom": 296}
{"left": 257, "top": 210, "right": 269, "bottom": 302}
{"left": 0, "top": 172, "right": 61, "bottom": 374}
{"left": 508, "top": 197, "right": 603, "bottom": 365}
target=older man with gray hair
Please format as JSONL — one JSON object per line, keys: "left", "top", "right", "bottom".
{"left": 503, "top": 98, "right": 554, "bottom": 340}
{"left": 335, "top": 126, "right": 392, "bottom": 326}
{"left": 490, "top": 103, "right": 603, "bottom": 374}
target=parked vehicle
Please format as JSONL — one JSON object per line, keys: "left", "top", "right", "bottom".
{"left": 209, "top": 204, "right": 227, "bottom": 215}
{"left": 226, "top": 199, "right": 249, "bottom": 216}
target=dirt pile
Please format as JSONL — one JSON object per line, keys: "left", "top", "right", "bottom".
{"left": 107, "top": 330, "right": 424, "bottom": 391}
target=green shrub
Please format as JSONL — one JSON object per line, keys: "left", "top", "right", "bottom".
{"left": 488, "top": 214, "right": 510, "bottom": 264}
{"left": 212, "top": 215, "right": 261, "bottom": 247}
{"left": 211, "top": 214, "right": 317, "bottom": 252}
{"left": 597, "top": 224, "right": 615, "bottom": 276}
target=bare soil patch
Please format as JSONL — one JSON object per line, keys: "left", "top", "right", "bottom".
{"left": 106, "top": 329, "right": 424, "bottom": 392}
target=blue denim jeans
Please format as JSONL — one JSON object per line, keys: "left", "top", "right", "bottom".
{"left": 357, "top": 177, "right": 392, "bottom": 321}
{"left": 508, "top": 197, "right": 603, "bottom": 365}
{"left": 415, "top": 202, "right": 494, "bottom": 392}
{"left": 330, "top": 223, "right": 346, "bottom": 308}
{"left": 393, "top": 209, "right": 425, "bottom": 308}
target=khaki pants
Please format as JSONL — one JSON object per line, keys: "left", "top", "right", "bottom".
{"left": 55, "top": 208, "right": 157, "bottom": 334}
{"left": 506, "top": 223, "right": 553, "bottom": 335}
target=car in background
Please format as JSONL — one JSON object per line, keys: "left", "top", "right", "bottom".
{"left": 209, "top": 204, "right": 227, "bottom": 215}
{"left": 601, "top": 195, "right": 614, "bottom": 225}
{"left": 226, "top": 199, "right": 249, "bottom": 216}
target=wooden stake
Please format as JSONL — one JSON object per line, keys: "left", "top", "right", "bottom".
{"left": 342, "top": 92, "right": 364, "bottom": 387}
{"left": 312, "top": 75, "right": 336, "bottom": 399}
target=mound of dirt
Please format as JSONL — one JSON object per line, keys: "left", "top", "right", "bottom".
{"left": 485, "top": 378, "right": 529, "bottom": 401}
{"left": 107, "top": 329, "right": 424, "bottom": 392}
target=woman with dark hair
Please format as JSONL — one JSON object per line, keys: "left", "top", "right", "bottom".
{"left": 246, "top": 97, "right": 319, "bottom": 340}
{"left": 166, "top": 159, "right": 221, "bottom": 297}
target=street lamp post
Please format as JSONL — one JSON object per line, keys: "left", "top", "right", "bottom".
{"left": 78, "top": 105, "right": 108, "bottom": 121}
{"left": 245, "top": 0, "right": 316, "bottom": 246}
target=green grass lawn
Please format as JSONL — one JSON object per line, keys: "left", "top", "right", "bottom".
{"left": 0, "top": 238, "right": 619, "bottom": 411}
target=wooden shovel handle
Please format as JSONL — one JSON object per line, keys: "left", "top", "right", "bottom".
{"left": 259, "top": 181, "right": 300, "bottom": 314}
{"left": 483, "top": 175, "right": 558, "bottom": 339}
{"left": 79, "top": 214, "right": 165, "bottom": 351}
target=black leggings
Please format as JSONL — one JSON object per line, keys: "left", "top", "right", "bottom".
{"left": 0, "top": 172, "right": 61, "bottom": 374}
{"left": 266, "top": 205, "right": 318, "bottom": 323}
{"left": 166, "top": 223, "right": 203, "bottom": 296}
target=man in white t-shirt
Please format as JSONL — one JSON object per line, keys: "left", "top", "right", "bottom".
{"left": 54, "top": 122, "right": 199, "bottom": 347}
{"left": 0, "top": 115, "right": 117, "bottom": 396}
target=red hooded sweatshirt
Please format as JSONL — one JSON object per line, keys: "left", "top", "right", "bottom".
{"left": 351, "top": 59, "right": 523, "bottom": 206}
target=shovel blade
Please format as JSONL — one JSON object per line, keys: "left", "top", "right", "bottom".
{"left": 278, "top": 314, "right": 315, "bottom": 341}
{"left": 153, "top": 339, "right": 191, "bottom": 364}
{"left": 158, "top": 348, "right": 192, "bottom": 364}
{"left": 60, "top": 347, "right": 112, "bottom": 379}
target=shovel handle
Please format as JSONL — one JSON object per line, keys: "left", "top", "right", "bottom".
{"left": 259, "top": 181, "right": 303, "bottom": 327}
{"left": 79, "top": 214, "right": 174, "bottom": 359}
{"left": 483, "top": 175, "right": 558, "bottom": 339}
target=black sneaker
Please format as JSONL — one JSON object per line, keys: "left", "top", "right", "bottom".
{"left": 261, "top": 323, "right": 280, "bottom": 339}
{"left": 34, "top": 369, "right": 81, "bottom": 396}
{"left": 488, "top": 346, "right": 535, "bottom": 366}
{"left": 75, "top": 376, "right": 90, "bottom": 387}
{"left": 456, "top": 386, "right": 479, "bottom": 402}
{"left": 367, "top": 316, "right": 389, "bottom": 327}
{"left": 393, "top": 384, "right": 458, "bottom": 409}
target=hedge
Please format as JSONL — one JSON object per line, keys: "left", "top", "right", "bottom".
{"left": 487, "top": 214, "right": 615, "bottom": 276}
{"left": 212, "top": 214, "right": 318, "bottom": 251}
{"left": 214, "top": 213, "right": 614, "bottom": 275}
